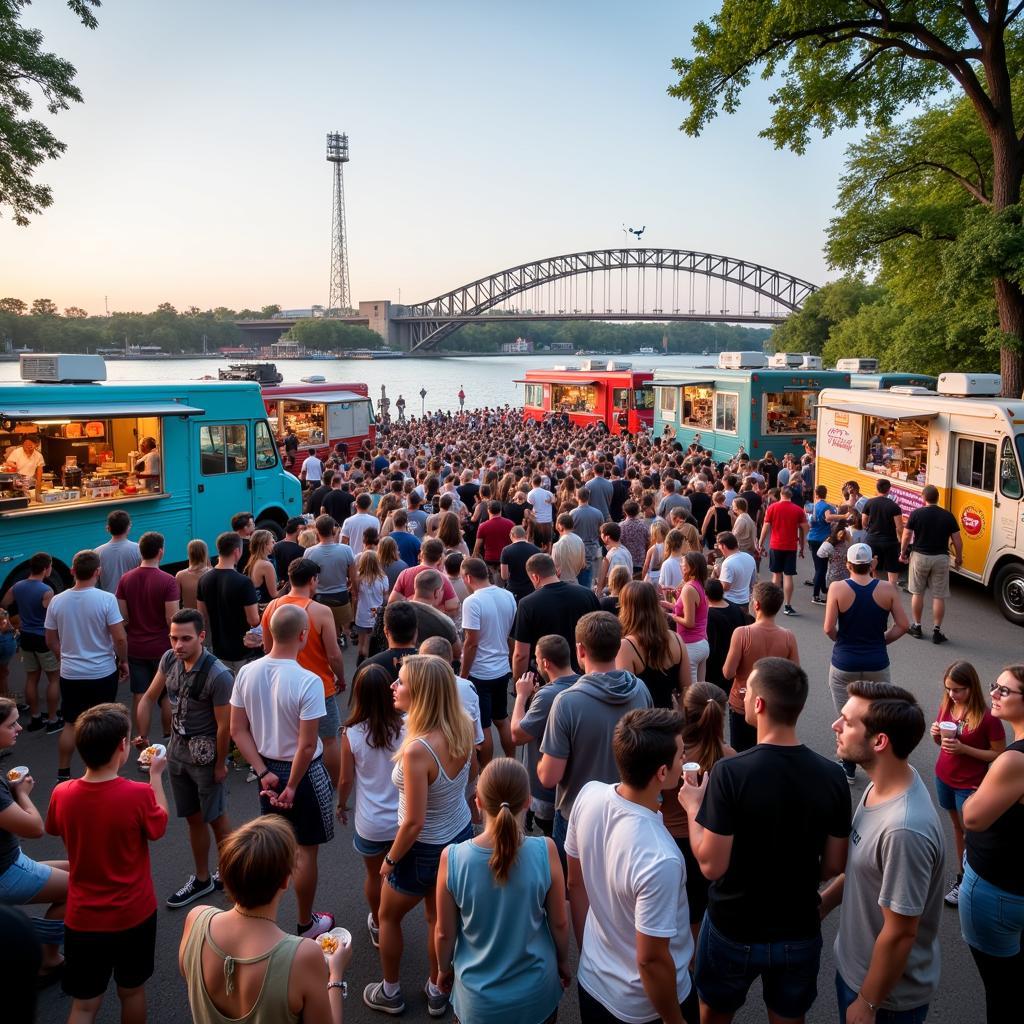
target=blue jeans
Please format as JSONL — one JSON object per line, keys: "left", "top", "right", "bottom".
{"left": 811, "top": 549, "right": 829, "bottom": 597}
{"left": 836, "top": 972, "right": 928, "bottom": 1023}
{"left": 577, "top": 563, "right": 593, "bottom": 590}
{"left": 959, "top": 859, "right": 1024, "bottom": 956}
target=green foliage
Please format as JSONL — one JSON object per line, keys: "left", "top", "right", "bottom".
{"left": 0, "top": 1, "right": 101, "bottom": 224}
{"left": 769, "top": 279, "right": 881, "bottom": 355}
{"left": 280, "top": 318, "right": 383, "bottom": 352}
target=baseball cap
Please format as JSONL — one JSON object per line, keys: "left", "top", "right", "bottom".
{"left": 847, "top": 542, "right": 874, "bottom": 565}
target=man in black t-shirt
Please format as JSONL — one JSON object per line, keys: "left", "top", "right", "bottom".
{"left": 862, "top": 478, "right": 905, "bottom": 584}
{"left": 362, "top": 602, "right": 418, "bottom": 680}
{"left": 511, "top": 553, "right": 600, "bottom": 676}
{"left": 196, "top": 532, "right": 261, "bottom": 675}
{"left": 272, "top": 517, "right": 306, "bottom": 581}
{"left": 499, "top": 528, "right": 541, "bottom": 602}
{"left": 900, "top": 484, "right": 963, "bottom": 643}
{"left": 321, "top": 478, "right": 353, "bottom": 523}
{"left": 304, "top": 469, "right": 333, "bottom": 518}
{"left": 681, "top": 657, "right": 850, "bottom": 1023}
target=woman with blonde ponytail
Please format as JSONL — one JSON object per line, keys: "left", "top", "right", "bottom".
{"left": 435, "top": 758, "right": 569, "bottom": 1024}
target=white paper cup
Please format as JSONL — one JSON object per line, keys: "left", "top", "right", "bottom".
{"left": 682, "top": 761, "right": 701, "bottom": 785}
{"left": 5, "top": 765, "right": 29, "bottom": 784}
{"left": 137, "top": 743, "right": 166, "bottom": 769}
{"left": 938, "top": 722, "right": 958, "bottom": 735}
{"left": 318, "top": 927, "right": 352, "bottom": 959}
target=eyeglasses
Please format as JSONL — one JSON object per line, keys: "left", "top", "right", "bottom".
{"left": 990, "top": 681, "right": 1024, "bottom": 699}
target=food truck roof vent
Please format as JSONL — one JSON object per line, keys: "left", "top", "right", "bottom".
{"left": 937, "top": 373, "right": 1001, "bottom": 397}
{"left": 889, "top": 386, "right": 933, "bottom": 396}
{"left": 20, "top": 354, "right": 107, "bottom": 383}
{"left": 718, "top": 351, "right": 767, "bottom": 369}
{"left": 605, "top": 361, "right": 632, "bottom": 371}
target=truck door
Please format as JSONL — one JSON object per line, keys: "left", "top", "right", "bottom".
{"left": 252, "top": 419, "right": 285, "bottom": 519}
{"left": 950, "top": 435, "right": 998, "bottom": 577}
{"left": 995, "top": 435, "right": 1022, "bottom": 549}
{"left": 193, "top": 422, "right": 251, "bottom": 542}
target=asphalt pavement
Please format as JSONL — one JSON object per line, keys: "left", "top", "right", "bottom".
{"left": 15, "top": 563, "right": 1012, "bottom": 1024}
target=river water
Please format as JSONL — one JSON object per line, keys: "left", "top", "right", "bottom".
{"left": 0, "top": 353, "right": 712, "bottom": 413}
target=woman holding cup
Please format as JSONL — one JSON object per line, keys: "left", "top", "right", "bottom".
{"left": 930, "top": 660, "right": 1005, "bottom": 907}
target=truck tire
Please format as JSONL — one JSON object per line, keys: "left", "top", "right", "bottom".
{"left": 255, "top": 517, "right": 284, "bottom": 540}
{"left": 993, "top": 561, "right": 1024, "bottom": 627}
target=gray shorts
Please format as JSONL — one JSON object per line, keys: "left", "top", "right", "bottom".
{"left": 909, "top": 552, "right": 951, "bottom": 599}
{"left": 827, "top": 666, "right": 891, "bottom": 718}
{"left": 21, "top": 647, "right": 58, "bottom": 673}
{"left": 318, "top": 693, "right": 341, "bottom": 740}
{"left": 168, "top": 756, "right": 227, "bottom": 822}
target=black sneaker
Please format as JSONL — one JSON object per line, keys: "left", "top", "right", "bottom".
{"left": 16, "top": 702, "right": 30, "bottom": 715}
{"left": 56, "top": 769, "right": 71, "bottom": 783}
{"left": 166, "top": 874, "right": 216, "bottom": 909}
{"left": 908, "top": 624, "right": 923, "bottom": 640}
{"left": 933, "top": 629, "right": 949, "bottom": 645}
{"left": 212, "top": 870, "right": 224, "bottom": 891}
{"left": 26, "top": 716, "right": 45, "bottom": 732}
{"left": 783, "top": 604, "right": 797, "bottom": 616}
{"left": 46, "top": 717, "right": 64, "bottom": 735}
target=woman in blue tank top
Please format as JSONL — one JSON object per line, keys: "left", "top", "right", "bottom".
{"left": 435, "top": 758, "right": 569, "bottom": 1024}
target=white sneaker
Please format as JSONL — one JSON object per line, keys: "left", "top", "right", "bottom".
{"left": 297, "top": 911, "right": 335, "bottom": 939}
{"left": 944, "top": 881, "right": 960, "bottom": 907}
{"left": 367, "top": 911, "right": 380, "bottom": 948}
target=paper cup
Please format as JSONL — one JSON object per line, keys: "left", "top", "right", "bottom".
{"left": 682, "top": 761, "right": 701, "bottom": 785}
{"left": 938, "top": 722, "right": 958, "bottom": 735}
{"left": 318, "top": 927, "right": 352, "bottom": 959}
{"left": 137, "top": 743, "right": 166, "bottom": 770}
{"left": 5, "top": 765, "right": 28, "bottom": 784}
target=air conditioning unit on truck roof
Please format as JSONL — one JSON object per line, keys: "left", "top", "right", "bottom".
{"left": 937, "top": 373, "right": 1001, "bottom": 397}
{"left": 20, "top": 354, "right": 106, "bottom": 383}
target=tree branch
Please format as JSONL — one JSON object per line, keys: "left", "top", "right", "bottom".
{"left": 877, "top": 160, "right": 993, "bottom": 205}
{"left": 1004, "top": 1, "right": 1024, "bottom": 26}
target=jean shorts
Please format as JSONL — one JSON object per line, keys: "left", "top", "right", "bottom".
{"left": 353, "top": 832, "right": 392, "bottom": 858}
{"left": 934, "top": 775, "right": 974, "bottom": 814}
{"left": 836, "top": 971, "right": 928, "bottom": 1023}
{"left": 386, "top": 822, "right": 473, "bottom": 897}
{"left": 695, "top": 913, "right": 822, "bottom": 1019}
{"left": 0, "top": 849, "right": 52, "bottom": 904}
{"left": 318, "top": 693, "right": 342, "bottom": 740}
{"left": 0, "top": 632, "right": 17, "bottom": 666}
{"left": 959, "top": 859, "right": 1024, "bottom": 956}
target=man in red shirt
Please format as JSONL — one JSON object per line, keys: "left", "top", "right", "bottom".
{"left": 46, "top": 703, "right": 169, "bottom": 1023}
{"left": 386, "top": 537, "right": 461, "bottom": 616}
{"left": 473, "top": 500, "right": 514, "bottom": 583}
{"left": 757, "top": 487, "right": 808, "bottom": 616}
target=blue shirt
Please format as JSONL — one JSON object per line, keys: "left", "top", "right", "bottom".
{"left": 11, "top": 578, "right": 50, "bottom": 635}
{"left": 391, "top": 530, "right": 421, "bottom": 565}
{"left": 808, "top": 500, "right": 835, "bottom": 544}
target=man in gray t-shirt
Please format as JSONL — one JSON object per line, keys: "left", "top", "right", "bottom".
{"left": 96, "top": 535, "right": 141, "bottom": 593}
{"left": 571, "top": 491, "right": 606, "bottom": 589}
{"left": 824, "top": 681, "right": 944, "bottom": 1018}
{"left": 306, "top": 516, "right": 357, "bottom": 633}
{"left": 586, "top": 468, "right": 613, "bottom": 521}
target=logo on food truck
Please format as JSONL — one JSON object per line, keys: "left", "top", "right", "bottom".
{"left": 825, "top": 426, "right": 854, "bottom": 454}
{"left": 960, "top": 505, "right": 986, "bottom": 538}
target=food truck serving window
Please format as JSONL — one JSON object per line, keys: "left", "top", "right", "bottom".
{"left": 957, "top": 438, "right": 996, "bottom": 491}
{"left": 612, "top": 387, "right": 630, "bottom": 409}
{"left": 634, "top": 387, "right": 654, "bottom": 410}
{"left": 863, "top": 415, "right": 930, "bottom": 484}
{"left": 524, "top": 384, "right": 544, "bottom": 407}
{"left": 552, "top": 383, "right": 597, "bottom": 413}
{"left": 282, "top": 401, "right": 326, "bottom": 444}
{"left": 715, "top": 392, "right": 738, "bottom": 433}
{"left": 683, "top": 386, "right": 713, "bottom": 427}
{"left": 659, "top": 387, "right": 677, "bottom": 416}
{"left": 764, "top": 390, "right": 816, "bottom": 435}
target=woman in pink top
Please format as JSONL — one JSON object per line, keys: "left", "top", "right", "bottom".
{"left": 666, "top": 551, "right": 710, "bottom": 682}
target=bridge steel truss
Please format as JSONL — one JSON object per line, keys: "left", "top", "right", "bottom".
{"left": 399, "top": 248, "right": 818, "bottom": 352}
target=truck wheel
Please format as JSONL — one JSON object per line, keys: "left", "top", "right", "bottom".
{"left": 993, "top": 561, "right": 1024, "bottom": 626}
{"left": 255, "top": 518, "right": 284, "bottom": 540}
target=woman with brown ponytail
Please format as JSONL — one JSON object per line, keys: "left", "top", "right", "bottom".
{"left": 435, "top": 758, "right": 569, "bottom": 1024}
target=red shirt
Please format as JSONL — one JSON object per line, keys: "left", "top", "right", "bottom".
{"left": 476, "top": 516, "right": 514, "bottom": 562}
{"left": 935, "top": 707, "right": 1005, "bottom": 790}
{"left": 115, "top": 566, "right": 180, "bottom": 660}
{"left": 392, "top": 564, "right": 457, "bottom": 604}
{"left": 46, "top": 776, "right": 167, "bottom": 931}
{"left": 764, "top": 499, "right": 806, "bottom": 551}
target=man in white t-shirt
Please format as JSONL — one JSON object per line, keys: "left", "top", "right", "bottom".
{"left": 44, "top": 549, "right": 128, "bottom": 782}
{"left": 566, "top": 707, "right": 695, "bottom": 1024}
{"left": 460, "top": 558, "right": 517, "bottom": 765}
{"left": 300, "top": 449, "right": 323, "bottom": 487}
{"left": 340, "top": 492, "right": 380, "bottom": 556}
{"left": 715, "top": 531, "right": 758, "bottom": 610}
{"left": 3, "top": 435, "right": 44, "bottom": 489}
{"left": 229, "top": 603, "right": 335, "bottom": 940}
{"left": 527, "top": 473, "right": 556, "bottom": 550}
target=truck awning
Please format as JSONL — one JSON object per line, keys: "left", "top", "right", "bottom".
{"left": 818, "top": 402, "right": 940, "bottom": 421}
{"left": 272, "top": 391, "right": 370, "bottom": 404}
{"left": 513, "top": 379, "right": 598, "bottom": 386}
{"left": 0, "top": 401, "right": 206, "bottom": 420}
{"left": 651, "top": 380, "right": 714, "bottom": 389}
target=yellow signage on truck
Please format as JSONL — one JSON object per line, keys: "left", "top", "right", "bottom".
{"left": 814, "top": 375, "right": 1024, "bottom": 625}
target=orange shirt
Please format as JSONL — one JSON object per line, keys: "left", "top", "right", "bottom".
{"left": 260, "top": 595, "right": 334, "bottom": 696}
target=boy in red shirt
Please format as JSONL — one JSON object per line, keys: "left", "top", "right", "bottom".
{"left": 46, "top": 702, "right": 168, "bottom": 1023}
{"left": 473, "top": 500, "right": 515, "bottom": 579}
{"left": 757, "top": 486, "right": 808, "bottom": 617}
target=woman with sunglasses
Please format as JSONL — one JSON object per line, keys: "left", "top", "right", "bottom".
{"left": 960, "top": 666, "right": 1024, "bottom": 1023}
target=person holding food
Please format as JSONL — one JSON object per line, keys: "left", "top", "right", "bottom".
{"left": 0, "top": 697, "right": 68, "bottom": 985}
{"left": 2, "top": 435, "right": 44, "bottom": 492}
{"left": 134, "top": 436, "right": 161, "bottom": 488}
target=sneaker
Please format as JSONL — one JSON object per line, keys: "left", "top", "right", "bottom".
{"left": 26, "top": 716, "right": 45, "bottom": 732}
{"left": 783, "top": 604, "right": 796, "bottom": 616}
{"left": 16, "top": 702, "right": 29, "bottom": 715}
{"left": 367, "top": 911, "right": 380, "bottom": 948}
{"left": 166, "top": 874, "right": 216, "bottom": 909}
{"left": 56, "top": 769, "right": 71, "bottom": 783}
{"left": 933, "top": 628, "right": 949, "bottom": 645}
{"left": 908, "top": 624, "right": 923, "bottom": 639}
{"left": 802, "top": 580, "right": 814, "bottom": 587}
{"left": 337, "top": 633, "right": 348, "bottom": 649}
{"left": 246, "top": 768, "right": 258, "bottom": 784}
{"left": 45, "top": 716, "right": 64, "bottom": 735}
{"left": 363, "top": 981, "right": 405, "bottom": 1015}
{"left": 424, "top": 979, "right": 449, "bottom": 1018}
{"left": 297, "top": 912, "right": 334, "bottom": 940}
{"left": 944, "top": 881, "right": 961, "bottom": 907}
{"left": 212, "top": 870, "right": 223, "bottom": 892}
{"left": 811, "top": 595, "right": 827, "bottom": 605}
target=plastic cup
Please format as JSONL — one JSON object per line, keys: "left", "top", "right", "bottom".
{"left": 939, "top": 722, "right": 958, "bottom": 737}
{"left": 6, "top": 765, "right": 29, "bottom": 784}
{"left": 318, "top": 927, "right": 352, "bottom": 959}
{"left": 682, "top": 761, "right": 701, "bottom": 785}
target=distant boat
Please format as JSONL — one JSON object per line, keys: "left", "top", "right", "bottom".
{"left": 347, "top": 348, "right": 404, "bottom": 360}
{"left": 639, "top": 347, "right": 655, "bottom": 355}
{"left": 300, "top": 374, "right": 326, "bottom": 383}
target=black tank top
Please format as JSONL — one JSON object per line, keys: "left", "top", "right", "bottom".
{"left": 625, "top": 637, "right": 680, "bottom": 709}
{"left": 965, "top": 738, "right": 1024, "bottom": 896}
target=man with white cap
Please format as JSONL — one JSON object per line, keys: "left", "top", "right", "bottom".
{"left": 823, "top": 542, "right": 909, "bottom": 784}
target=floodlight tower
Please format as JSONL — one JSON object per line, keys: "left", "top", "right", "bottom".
{"left": 326, "top": 132, "right": 351, "bottom": 315}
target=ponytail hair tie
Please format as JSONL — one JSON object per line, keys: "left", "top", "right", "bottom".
{"left": 499, "top": 801, "right": 511, "bottom": 810}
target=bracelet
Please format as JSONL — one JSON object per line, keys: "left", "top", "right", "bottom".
{"left": 384, "top": 854, "right": 397, "bottom": 867}
{"left": 858, "top": 993, "right": 879, "bottom": 1013}
{"left": 327, "top": 980, "right": 347, "bottom": 998}
{"left": 257, "top": 768, "right": 270, "bottom": 780}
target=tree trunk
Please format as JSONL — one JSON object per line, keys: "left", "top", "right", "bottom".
{"left": 995, "top": 277, "right": 1024, "bottom": 398}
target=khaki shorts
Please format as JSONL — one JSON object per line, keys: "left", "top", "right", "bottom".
{"left": 22, "top": 647, "right": 58, "bottom": 673}
{"left": 909, "top": 551, "right": 951, "bottom": 599}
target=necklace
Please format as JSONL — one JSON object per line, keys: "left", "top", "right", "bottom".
{"left": 233, "top": 907, "right": 277, "bottom": 923}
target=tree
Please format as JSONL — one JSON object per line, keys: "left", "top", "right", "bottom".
{"left": 260, "top": 304, "right": 282, "bottom": 319}
{"left": 671, "top": 2, "right": 1024, "bottom": 396}
{"left": 30, "top": 297, "right": 57, "bottom": 316}
{"left": 63, "top": 305, "right": 87, "bottom": 318}
{"left": 1, "top": 2, "right": 100, "bottom": 225}
{"left": 769, "top": 278, "right": 882, "bottom": 354}
{"left": 0, "top": 297, "right": 27, "bottom": 315}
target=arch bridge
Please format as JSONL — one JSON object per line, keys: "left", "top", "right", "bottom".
{"left": 394, "top": 248, "right": 817, "bottom": 352}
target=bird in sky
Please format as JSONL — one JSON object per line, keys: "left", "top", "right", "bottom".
{"left": 629, "top": 225, "right": 646, "bottom": 240}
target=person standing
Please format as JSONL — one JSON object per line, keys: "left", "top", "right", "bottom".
{"left": 551, "top": 514, "right": 586, "bottom": 585}
{"left": 527, "top": 475, "right": 556, "bottom": 551}
{"left": 322, "top": 475, "right": 354, "bottom": 524}
{"left": 900, "top": 484, "right": 963, "bottom": 644}
{"left": 586, "top": 464, "right": 614, "bottom": 521}
{"left": 460, "top": 558, "right": 518, "bottom": 765}
{"left": 342, "top": 492, "right": 381, "bottom": 557}
{"left": 229, "top": 604, "right": 336, "bottom": 940}
{"left": 863, "top": 478, "right": 905, "bottom": 586}
{"left": 300, "top": 447, "right": 323, "bottom": 490}
{"left": 196, "top": 532, "right": 261, "bottom": 676}
{"left": 807, "top": 485, "right": 836, "bottom": 604}
{"left": 594, "top": 522, "right": 633, "bottom": 595}
{"left": 825, "top": 681, "right": 944, "bottom": 1024}
{"left": 95, "top": 509, "right": 141, "bottom": 593}
{"left": 473, "top": 500, "right": 515, "bottom": 580}
{"left": 174, "top": 539, "right": 212, "bottom": 610}
{"left": 681, "top": 658, "right": 851, "bottom": 1024}
{"left": 757, "top": 486, "right": 807, "bottom": 616}
{"left": 570, "top": 487, "right": 605, "bottom": 588}
{"left": 2, "top": 434, "right": 43, "bottom": 492}
{"left": 701, "top": 579, "right": 751, "bottom": 691}
{"left": 272, "top": 516, "right": 307, "bottom": 581}
{"left": 960, "top": 665, "right": 1024, "bottom": 1023}
{"left": 306, "top": 515, "right": 358, "bottom": 640}
{"left": 824, "top": 543, "right": 909, "bottom": 783}
{"left": 715, "top": 531, "right": 756, "bottom": 612}
{"left": 133, "top": 609, "right": 234, "bottom": 910}
{"left": 668, "top": 552, "right": 710, "bottom": 683}
{"left": 45, "top": 550, "right": 128, "bottom": 782}
{"left": 566, "top": 708, "right": 696, "bottom": 1024}
{"left": 458, "top": 386, "right": 466, "bottom": 410}
{"left": 618, "top": 500, "right": 650, "bottom": 574}
{"left": 499, "top": 526, "right": 541, "bottom": 601}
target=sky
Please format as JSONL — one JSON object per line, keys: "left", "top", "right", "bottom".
{"left": 0, "top": 0, "right": 862, "bottom": 315}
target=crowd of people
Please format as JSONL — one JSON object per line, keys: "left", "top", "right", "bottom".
{"left": 0, "top": 405, "right": 1021, "bottom": 1024}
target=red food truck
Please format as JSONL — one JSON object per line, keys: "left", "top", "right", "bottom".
{"left": 517, "top": 362, "right": 655, "bottom": 434}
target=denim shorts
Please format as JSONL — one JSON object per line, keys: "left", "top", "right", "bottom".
{"left": 353, "top": 832, "right": 392, "bottom": 858}
{"left": 318, "top": 693, "right": 341, "bottom": 740}
{"left": 0, "top": 632, "right": 16, "bottom": 666}
{"left": 386, "top": 822, "right": 473, "bottom": 897}
{"left": 836, "top": 971, "right": 928, "bottom": 1023}
{"left": 0, "top": 849, "right": 52, "bottom": 904}
{"left": 934, "top": 775, "right": 975, "bottom": 814}
{"left": 695, "top": 913, "right": 822, "bottom": 1019}
{"left": 959, "top": 859, "right": 1024, "bottom": 956}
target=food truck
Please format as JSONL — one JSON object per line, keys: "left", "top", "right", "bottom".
{"left": 0, "top": 355, "right": 302, "bottom": 592}
{"left": 262, "top": 382, "right": 375, "bottom": 472}
{"left": 517, "top": 362, "right": 654, "bottom": 434}
{"left": 652, "top": 366, "right": 850, "bottom": 461}
{"left": 815, "top": 374, "right": 1024, "bottom": 625}
{"left": 850, "top": 372, "right": 938, "bottom": 390}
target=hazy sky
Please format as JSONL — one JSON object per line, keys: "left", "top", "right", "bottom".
{"left": 1, "top": 1, "right": 860, "bottom": 314}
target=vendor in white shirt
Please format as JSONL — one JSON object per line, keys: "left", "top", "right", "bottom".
{"left": 134, "top": 436, "right": 161, "bottom": 486}
{"left": 3, "top": 436, "right": 44, "bottom": 490}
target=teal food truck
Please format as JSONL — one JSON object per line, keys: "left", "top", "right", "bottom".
{"left": 0, "top": 355, "right": 302, "bottom": 592}
{"left": 653, "top": 366, "right": 851, "bottom": 461}
{"left": 850, "top": 372, "right": 938, "bottom": 390}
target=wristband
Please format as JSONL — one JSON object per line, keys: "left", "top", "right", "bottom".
{"left": 384, "top": 854, "right": 397, "bottom": 867}
{"left": 858, "top": 993, "right": 879, "bottom": 1013}
{"left": 257, "top": 768, "right": 270, "bottom": 781}
{"left": 327, "top": 980, "right": 347, "bottom": 998}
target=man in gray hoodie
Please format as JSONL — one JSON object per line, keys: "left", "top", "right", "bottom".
{"left": 538, "top": 610, "right": 653, "bottom": 857}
